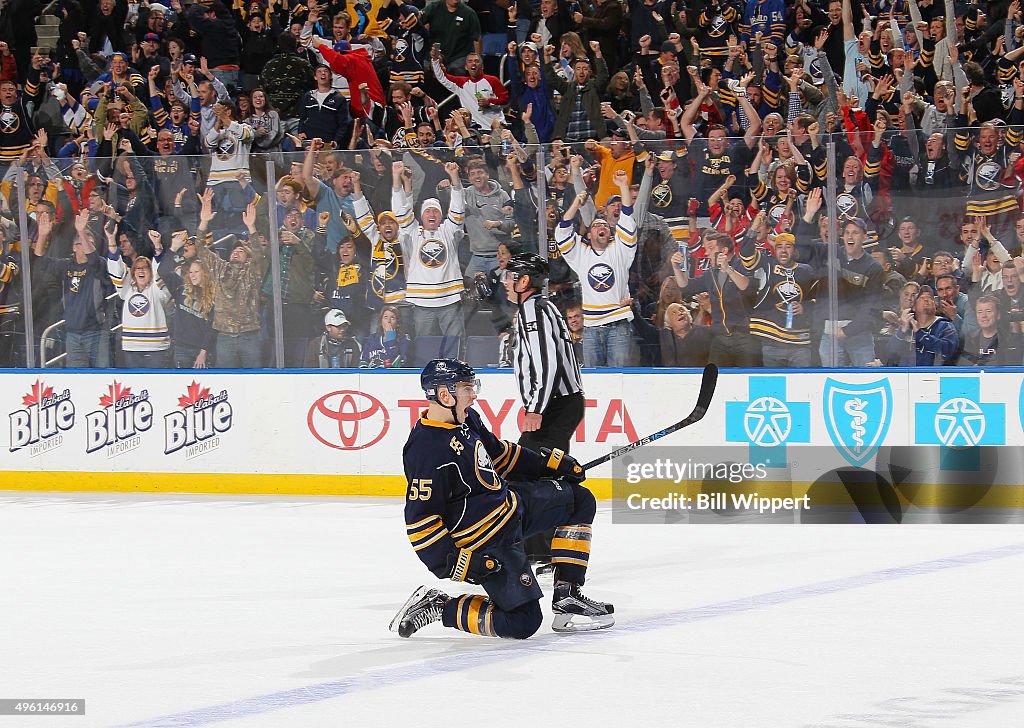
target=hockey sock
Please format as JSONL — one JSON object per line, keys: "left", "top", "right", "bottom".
{"left": 443, "top": 594, "right": 498, "bottom": 637}
{"left": 442, "top": 596, "right": 543, "bottom": 639}
{"left": 550, "top": 524, "right": 591, "bottom": 585}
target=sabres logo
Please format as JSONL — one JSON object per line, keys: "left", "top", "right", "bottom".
{"left": 474, "top": 441, "right": 501, "bottom": 490}
{"left": 419, "top": 239, "right": 447, "bottom": 268}
{"left": 587, "top": 263, "right": 615, "bottom": 292}
{"left": 836, "top": 193, "right": 858, "bottom": 219}
{"left": 393, "top": 38, "right": 408, "bottom": 62}
{"left": 651, "top": 182, "right": 672, "bottom": 208}
{"left": 0, "top": 109, "right": 20, "bottom": 134}
{"left": 774, "top": 276, "right": 800, "bottom": 308}
{"left": 371, "top": 246, "right": 400, "bottom": 296}
{"left": 975, "top": 161, "right": 1002, "bottom": 192}
{"left": 127, "top": 293, "right": 150, "bottom": 317}
{"left": 216, "top": 137, "right": 236, "bottom": 160}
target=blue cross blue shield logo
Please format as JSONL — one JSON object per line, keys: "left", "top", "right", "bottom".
{"left": 823, "top": 378, "right": 893, "bottom": 467}
{"left": 726, "top": 376, "right": 810, "bottom": 467}
{"left": 915, "top": 377, "right": 1004, "bottom": 470}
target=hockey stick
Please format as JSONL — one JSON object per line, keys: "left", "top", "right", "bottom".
{"left": 581, "top": 364, "right": 719, "bottom": 471}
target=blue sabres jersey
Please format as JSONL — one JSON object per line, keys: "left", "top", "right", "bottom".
{"left": 403, "top": 408, "right": 547, "bottom": 578}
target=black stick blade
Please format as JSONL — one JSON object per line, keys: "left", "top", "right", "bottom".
{"left": 691, "top": 363, "right": 719, "bottom": 420}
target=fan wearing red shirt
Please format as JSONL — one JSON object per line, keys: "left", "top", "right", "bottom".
{"left": 311, "top": 38, "right": 386, "bottom": 118}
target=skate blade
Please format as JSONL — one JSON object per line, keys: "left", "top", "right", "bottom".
{"left": 388, "top": 585, "right": 430, "bottom": 633}
{"left": 551, "top": 612, "right": 615, "bottom": 633}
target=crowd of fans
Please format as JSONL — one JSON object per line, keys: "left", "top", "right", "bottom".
{"left": 1, "top": 0, "right": 1023, "bottom": 369}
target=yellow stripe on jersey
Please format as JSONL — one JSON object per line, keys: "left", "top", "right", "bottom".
{"left": 492, "top": 440, "right": 512, "bottom": 469}
{"left": 405, "top": 282, "right": 464, "bottom": 295}
{"left": 412, "top": 527, "right": 450, "bottom": 552}
{"left": 583, "top": 301, "right": 630, "bottom": 310}
{"left": 966, "top": 198, "right": 1019, "bottom": 216}
{"left": 582, "top": 306, "right": 631, "bottom": 322}
{"left": 452, "top": 498, "right": 510, "bottom": 540}
{"left": 408, "top": 518, "right": 444, "bottom": 542}
{"left": 496, "top": 444, "right": 521, "bottom": 478}
{"left": 453, "top": 493, "right": 518, "bottom": 551}
{"left": 407, "top": 515, "right": 440, "bottom": 530}
{"left": 461, "top": 496, "right": 518, "bottom": 551}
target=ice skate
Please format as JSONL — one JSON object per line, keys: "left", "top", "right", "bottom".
{"left": 389, "top": 585, "right": 449, "bottom": 638}
{"left": 534, "top": 562, "right": 556, "bottom": 579}
{"left": 551, "top": 582, "right": 615, "bottom": 632}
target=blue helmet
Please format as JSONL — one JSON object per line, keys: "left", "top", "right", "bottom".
{"left": 420, "top": 359, "right": 480, "bottom": 403}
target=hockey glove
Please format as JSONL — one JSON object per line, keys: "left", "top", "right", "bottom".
{"left": 447, "top": 548, "right": 503, "bottom": 584}
{"left": 541, "top": 447, "right": 585, "bottom": 484}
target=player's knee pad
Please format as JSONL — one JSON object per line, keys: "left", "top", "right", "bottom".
{"left": 569, "top": 481, "right": 596, "bottom": 525}
{"left": 501, "top": 600, "right": 543, "bottom": 640}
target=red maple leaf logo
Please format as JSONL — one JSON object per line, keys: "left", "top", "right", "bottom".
{"left": 177, "top": 381, "right": 211, "bottom": 409}
{"left": 99, "top": 382, "right": 132, "bottom": 408}
{"left": 22, "top": 380, "right": 55, "bottom": 407}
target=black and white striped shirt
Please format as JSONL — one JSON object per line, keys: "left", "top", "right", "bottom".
{"left": 513, "top": 294, "right": 584, "bottom": 414}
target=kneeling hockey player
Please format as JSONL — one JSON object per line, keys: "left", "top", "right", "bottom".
{"left": 390, "top": 359, "right": 614, "bottom": 638}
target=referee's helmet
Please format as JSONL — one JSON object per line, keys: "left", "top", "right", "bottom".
{"left": 506, "top": 252, "right": 549, "bottom": 290}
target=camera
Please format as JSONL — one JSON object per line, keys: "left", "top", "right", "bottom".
{"left": 474, "top": 273, "right": 493, "bottom": 300}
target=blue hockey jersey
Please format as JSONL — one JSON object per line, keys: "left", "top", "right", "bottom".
{"left": 403, "top": 408, "right": 549, "bottom": 578}
{"left": 740, "top": 0, "right": 786, "bottom": 47}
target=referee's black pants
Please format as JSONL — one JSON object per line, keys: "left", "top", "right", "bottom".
{"left": 518, "top": 392, "right": 585, "bottom": 562}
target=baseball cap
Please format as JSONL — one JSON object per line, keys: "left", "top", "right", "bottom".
{"left": 610, "top": 127, "right": 629, "bottom": 139}
{"left": 846, "top": 217, "right": 869, "bottom": 232}
{"left": 377, "top": 210, "right": 398, "bottom": 224}
{"left": 143, "top": 32, "right": 160, "bottom": 42}
{"left": 604, "top": 194, "right": 622, "bottom": 206}
{"left": 110, "top": 51, "right": 128, "bottom": 62}
{"left": 521, "top": 41, "right": 539, "bottom": 53}
{"left": 421, "top": 198, "right": 443, "bottom": 215}
{"left": 655, "top": 151, "right": 675, "bottom": 162}
{"left": 148, "top": 3, "right": 169, "bottom": 15}
{"left": 182, "top": 53, "right": 197, "bottom": 64}
{"left": 325, "top": 309, "right": 350, "bottom": 327}
{"left": 660, "top": 41, "right": 677, "bottom": 53}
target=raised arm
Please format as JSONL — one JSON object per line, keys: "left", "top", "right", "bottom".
{"left": 391, "top": 161, "right": 415, "bottom": 232}
{"left": 679, "top": 82, "right": 710, "bottom": 142}
{"left": 842, "top": 0, "right": 855, "bottom": 42}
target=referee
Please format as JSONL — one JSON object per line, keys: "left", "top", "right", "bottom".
{"left": 505, "top": 253, "right": 585, "bottom": 567}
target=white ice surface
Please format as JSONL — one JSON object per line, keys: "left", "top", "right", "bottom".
{"left": 2, "top": 493, "right": 1023, "bottom": 728}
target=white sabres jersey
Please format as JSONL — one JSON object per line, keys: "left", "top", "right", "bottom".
{"left": 392, "top": 187, "right": 466, "bottom": 307}
{"left": 555, "top": 207, "right": 637, "bottom": 326}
